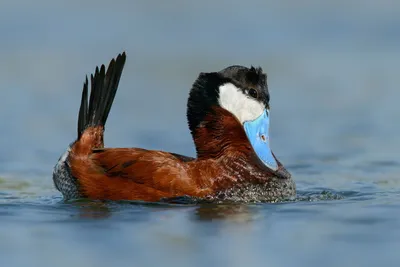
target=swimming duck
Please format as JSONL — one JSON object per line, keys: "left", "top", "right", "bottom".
{"left": 53, "top": 52, "right": 295, "bottom": 202}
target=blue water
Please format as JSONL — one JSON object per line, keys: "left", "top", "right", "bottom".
{"left": 1, "top": 1, "right": 400, "bottom": 266}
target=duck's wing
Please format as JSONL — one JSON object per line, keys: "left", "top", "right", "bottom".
{"left": 68, "top": 147, "right": 203, "bottom": 201}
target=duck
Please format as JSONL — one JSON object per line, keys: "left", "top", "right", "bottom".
{"left": 53, "top": 52, "right": 295, "bottom": 203}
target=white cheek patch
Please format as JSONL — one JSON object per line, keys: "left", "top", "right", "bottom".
{"left": 218, "top": 83, "right": 265, "bottom": 123}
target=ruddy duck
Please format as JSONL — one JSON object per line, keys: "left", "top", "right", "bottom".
{"left": 53, "top": 52, "right": 295, "bottom": 202}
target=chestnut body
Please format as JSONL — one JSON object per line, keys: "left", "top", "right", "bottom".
{"left": 53, "top": 53, "right": 295, "bottom": 202}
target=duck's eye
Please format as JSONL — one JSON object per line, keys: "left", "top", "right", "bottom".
{"left": 248, "top": 88, "right": 258, "bottom": 99}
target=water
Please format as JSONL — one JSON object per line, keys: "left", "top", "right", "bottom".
{"left": 1, "top": 1, "right": 400, "bottom": 266}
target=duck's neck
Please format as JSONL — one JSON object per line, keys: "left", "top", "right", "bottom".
{"left": 192, "top": 106, "right": 253, "bottom": 160}
{"left": 191, "top": 106, "right": 291, "bottom": 183}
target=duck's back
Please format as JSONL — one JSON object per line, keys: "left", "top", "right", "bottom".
{"left": 70, "top": 147, "right": 209, "bottom": 201}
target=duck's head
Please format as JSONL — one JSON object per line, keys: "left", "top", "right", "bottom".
{"left": 187, "top": 65, "right": 290, "bottom": 178}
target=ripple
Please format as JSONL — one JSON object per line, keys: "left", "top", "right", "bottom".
{"left": 294, "top": 188, "right": 369, "bottom": 202}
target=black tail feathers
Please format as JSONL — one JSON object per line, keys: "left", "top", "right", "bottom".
{"left": 77, "top": 52, "right": 126, "bottom": 139}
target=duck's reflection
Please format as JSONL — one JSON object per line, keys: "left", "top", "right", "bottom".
{"left": 193, "top": 203, "right": 259, "bottom": 223}
{"left": 67, "top": 198, "right": 261, "bottom": 223}
{"left": 67, "top": 200, "right": 112, "bottom": 219}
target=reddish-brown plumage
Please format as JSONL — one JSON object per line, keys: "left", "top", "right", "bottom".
{"left": 68, "top": 109, "right": 264, "bottom": 202}
{"left": 193, "top": 106, "right": 253, "bottom": 159}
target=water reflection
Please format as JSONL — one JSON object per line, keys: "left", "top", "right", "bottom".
{"left": 67, "top": 200, "right": 112, "bottom": 220}
{"left": 193, "top": 203, "right": 259, "bottom": 222}
{"left": 67, "top": 199, "right": 260, "bottom": 223}
{"left": 66, "top": 190, "right": 353, "bottom": 222}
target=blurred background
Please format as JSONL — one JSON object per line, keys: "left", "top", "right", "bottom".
{"left": 0, "top": 1, "right": 399, "bottom": 267}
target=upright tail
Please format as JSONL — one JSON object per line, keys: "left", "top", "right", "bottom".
{"left": 53, "top": 52, "right": 126, "bottom": 199}
{"left": 77, "top": 52, "right": 126, "bottom": 145}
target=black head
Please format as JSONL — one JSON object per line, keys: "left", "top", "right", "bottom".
{"left": 187, "top": 65, "right": 270, "bottom": 136}
{"left": 219, "top": 65, "right": 270, "bottom": 107}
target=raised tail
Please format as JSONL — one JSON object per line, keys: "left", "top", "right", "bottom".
{"left": 53, "top": 52, "right": 126, "bottom": 199}
{"left": 77, "top": 52, "right": 126, "bottom": 146}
